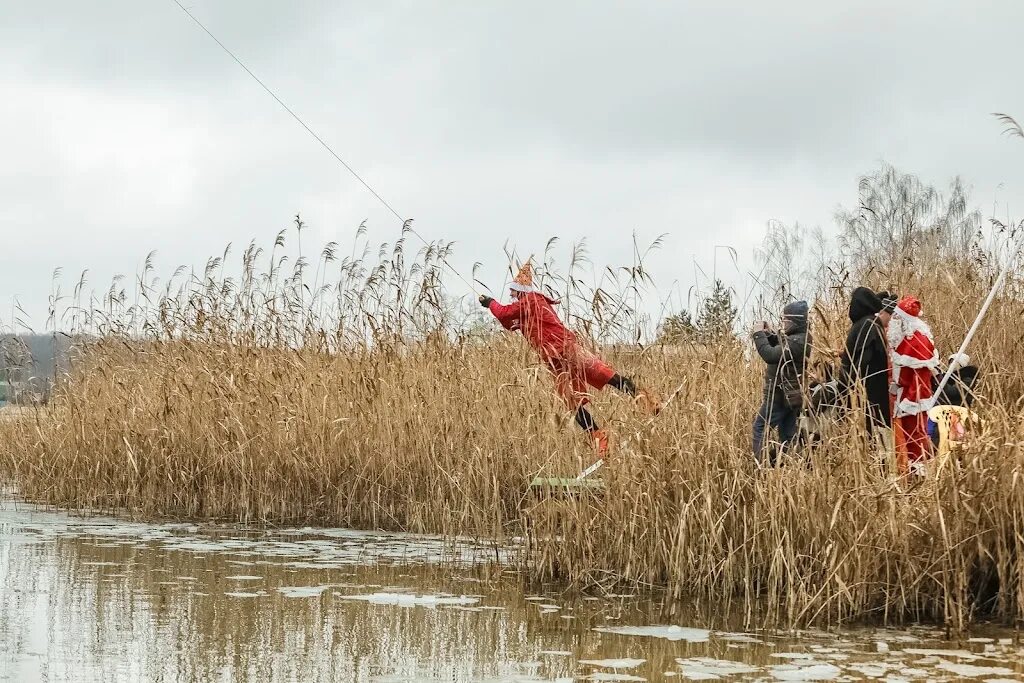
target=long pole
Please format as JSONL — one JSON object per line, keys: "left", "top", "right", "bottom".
{"left": 932, "top": 230, "right": 1023, "bottom": 406}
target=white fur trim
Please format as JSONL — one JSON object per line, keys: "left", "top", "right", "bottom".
{"left": 889, "top": 306, "right": 934, "bottom": 344}
{"left": 508, "top": 282, "right": 537, "bottom": 293}
{"left": 895, "top": 397, "right": 933, "bottom": 416}
{"left": 891, "top": 350, "right": 939, "bottom": 370}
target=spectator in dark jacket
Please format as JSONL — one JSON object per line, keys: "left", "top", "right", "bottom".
{"left": 839, "top": 287, "right": 891, "bottom": 434}
{"left": 934, "top": 353, "right": 980, "bottom": 408}
{"left": 751, "top": 300, "right": 811, "bottom": 464}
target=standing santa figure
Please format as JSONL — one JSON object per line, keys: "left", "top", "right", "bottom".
{"left": 888, "top": 295, "right": 940, "bottom": 471}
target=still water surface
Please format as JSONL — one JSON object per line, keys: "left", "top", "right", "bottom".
{"left": 1, "top": 498, "right": 1022, "bottom": 682}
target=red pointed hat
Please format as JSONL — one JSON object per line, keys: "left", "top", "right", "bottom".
{"left": 508, "top": 261, "right": 537, "bottom": 293}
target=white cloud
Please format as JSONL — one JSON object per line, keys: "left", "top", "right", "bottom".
{"left": 3, "top": 1, "right": 1024, "bottom": 330}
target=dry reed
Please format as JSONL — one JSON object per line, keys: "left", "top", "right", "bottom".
{"left": 2, "top": 170, "right": 1024, "bottom": 629}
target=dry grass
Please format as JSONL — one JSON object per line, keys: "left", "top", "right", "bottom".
{"left": 0, "top": 405, "right": 39, "bottom": 422}
{"left": 2, "top": 187, "right": 1024, "bottom": 629}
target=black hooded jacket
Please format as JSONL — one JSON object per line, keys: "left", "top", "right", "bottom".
{"left": 935, "top": 365, "right": 980, "bottom": 407}
{"left": 840, "top": 287, "right": 891, "bottom": 428}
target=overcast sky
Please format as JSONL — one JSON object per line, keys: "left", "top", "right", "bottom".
{"left": 3, "top": 1, "right": 1024, "bottom": 330}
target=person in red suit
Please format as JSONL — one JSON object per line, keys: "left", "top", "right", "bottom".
{"left": 480, "top": 262, "right": 659, "bottom": 456}
{"left": 887, "top": 295, "right": 939, "bottom": 471}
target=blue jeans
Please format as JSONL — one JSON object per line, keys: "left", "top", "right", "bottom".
{"left": 753, "top": 393, "right": 798, "bottom": 465}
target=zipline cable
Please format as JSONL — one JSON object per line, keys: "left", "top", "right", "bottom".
{"left": 169, "top": 0, "right": 481, "bottom": 295}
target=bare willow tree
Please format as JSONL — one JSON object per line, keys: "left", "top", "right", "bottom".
{"left": 836, "top": 163, "right": 981, "bottom": 283}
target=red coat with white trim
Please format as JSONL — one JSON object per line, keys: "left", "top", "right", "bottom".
{"left": 888, "top": 297, "right": 938, "bottom": 416}
{"left": 487, "top": 292, "right": 577, "bottom": 362}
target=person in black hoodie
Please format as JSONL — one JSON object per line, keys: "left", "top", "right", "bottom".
{"left": 839, "top": 287, "right": 892, "bottom": 434}
{"left": 934, "top": 353, "right": 980, "bottom": 407}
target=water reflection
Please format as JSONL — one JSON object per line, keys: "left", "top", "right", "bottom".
{"left": 1, "top": 499, "right": 1021, "bottom": 682}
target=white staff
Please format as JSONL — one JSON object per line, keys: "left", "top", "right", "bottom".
{"left": 932, "top": 229, "right": 1024, "bottom": 407}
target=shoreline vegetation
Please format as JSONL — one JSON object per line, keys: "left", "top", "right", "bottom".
{"left": 2, "top": 163, "right": 1024, "bottom": 630}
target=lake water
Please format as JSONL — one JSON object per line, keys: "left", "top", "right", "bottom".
{"left": 1, "top": 497, "right": 1021, "bottom": 682}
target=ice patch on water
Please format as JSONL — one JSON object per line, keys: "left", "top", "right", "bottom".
{"left": 585, "top": 675, "right": 645, "bottom": 682}
{"left": 595, "top": 625, "right": 711, "bottom": 643}
{"left": 163, "top": 541, "right": 225, "bottom": 553}
{"left": 225, "top": 575, "right": 262, "bottom": 581}
{"left": 934, "top": 661, "right": 1015, "bottom": 677}
{"left": 770, "top": 653, "right": 817, "bottom": 660}
{"left": 579, "top": 658, "right": 645, "bottom": 669}
{"left": 871, "top": 630, "right": 921, "bottom": 644}
{"left": 846, "top": 663, "right": 890, "bottom": 677}
{"left": 339, "top": 592, "right": 479, "bottom": 607}
{"left": 224, "top": 591, "right": 264, "bottom": 598}
{"left": 539, "top": 651, "right": 573, "bottom": 656}
{"left": 902, "top": 648, "right": 978, "bottom": 659}
{"left": 769, "top": 663, "right": 841, "bottom": 681}
{"left": 675, "top": 657, "right": 759, "bottom": 678}
{"left": 717, "top": 632, "right": 766, "bottom": 644}
{"left": 277, "top": 585, "right": 332, "bottom": 598}
{"left": 5, "top": 502, "right": 512, "bottom": 569}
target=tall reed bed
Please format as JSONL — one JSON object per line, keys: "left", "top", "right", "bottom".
{"left": 2, "top": 167, "right": 1024, "bottom": 628}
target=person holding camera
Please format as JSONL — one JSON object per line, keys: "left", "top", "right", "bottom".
{"left": 751, "top": 301, "right": 811, "bottom": 465}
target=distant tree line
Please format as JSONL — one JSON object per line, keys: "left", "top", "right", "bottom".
{"left": 657, "top": 279, "right": 738, "bottom": 345}
{"left": 0, "top": 334, "right": 73, "bottom": 404}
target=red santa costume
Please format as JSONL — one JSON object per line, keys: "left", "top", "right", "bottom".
{"left": 486, "top": 262, "right": 616, "bottom": 409}
{"left": 482, "top": 261, "right": 660, "bottom": 456}
{"left": 888, "top": 296, "right": 939, "bottom": 466}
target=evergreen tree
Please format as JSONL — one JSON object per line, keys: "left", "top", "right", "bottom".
{"left": 695, "top": 279, "right": 737, "bottom": 344}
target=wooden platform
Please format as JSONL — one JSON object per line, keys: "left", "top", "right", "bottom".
{"left": 528, "top": 476, "right": 604, "bottom": 491}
